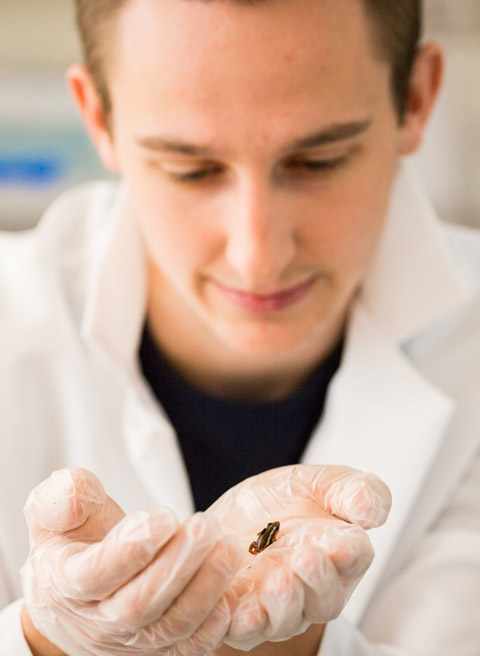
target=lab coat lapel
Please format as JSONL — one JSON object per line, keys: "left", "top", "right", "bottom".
{"left": 122, "top": 377, "right": 195, "bottom": 522}
{"left": 303, "top": 304, "right": 455, "bottom": 623}
{"left": 81, "top": 182, "right": 195, "bottom": 521}
{"left": 303, "top": 161, "right": 469, "bottom": 622}
{"left": 81, "top": 182, "right": 147, "bottom": 378}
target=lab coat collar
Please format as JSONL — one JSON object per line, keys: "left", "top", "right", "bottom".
{"left": 81, "top": 182, "right": 148, "bottom": 379}
{"left": 359, "top": 159, "right": 470, "bottom": 344}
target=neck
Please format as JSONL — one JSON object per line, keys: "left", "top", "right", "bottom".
{"left": 148, "top": 322, "right": 340, "bottom": 401}
{"left": 146, "top": 268, "right": 346, "bottom": 402}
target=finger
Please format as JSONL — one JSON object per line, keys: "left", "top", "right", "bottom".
{"left": 24, "top": 468, "right": 107, "bottom": 542}
{"left": 284, "top": 464, "right": 392, "bottom": 529}
{"left": 229, "top": 539, "right": 285, "bottom": 599}
{"left": 259, "top": 566, "right": 305, "bottom": 641}
{"left": 312, "top": 521, "right": 374, "bottom": 583}
{"left": 59, "top": 506, "right": 179, "bottom": 600}
{"left": 226, "top": 591, "right": 267, "bottom": 649}
{"left": 98, "top": 512, "right": 220, "bottom": 632}
{"left": 289, "top": 545, "right": 346, "bottom": 623}
{"left": 113, "top": 589, "right": 236, "bottom": 654}
{"left": 171, "top": 591, "right": 235, "bottom": 656}
{"left": 149, "top": 535, "right": 243, "bottom": 643}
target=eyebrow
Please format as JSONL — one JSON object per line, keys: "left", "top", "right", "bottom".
{"left": 136, "top": 119, "right": 372, "bottom": 156}
{"left": 291, "top": 119, "right": 371, "bottom": 150}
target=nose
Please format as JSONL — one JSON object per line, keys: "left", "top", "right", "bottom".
{"left": 224, "top": 178, "right": 297, "bottom": 287}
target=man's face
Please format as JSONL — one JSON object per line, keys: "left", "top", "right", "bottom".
{"left": 101, "top": 0, "right": 415, "bottom": 372}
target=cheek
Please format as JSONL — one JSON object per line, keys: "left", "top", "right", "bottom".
{"left": 127, "top": 171, "right": 220, "bottom": 278}
{"left": 305, "top": 157, "right": 396, "bottom": 280}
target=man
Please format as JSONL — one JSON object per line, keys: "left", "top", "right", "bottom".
{"left": 0, "top": 0, "right": 479, "bottom": 654}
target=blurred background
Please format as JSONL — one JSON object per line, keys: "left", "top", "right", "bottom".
{"left": 0, "top": 0, "right": 479, "bottom": 230}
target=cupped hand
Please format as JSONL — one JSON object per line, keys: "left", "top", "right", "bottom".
{"left": 206, "top": 464, "right": 392, "bottom": 650}
{"left": 21, "top": 468, "right": 243, "bottom": 656}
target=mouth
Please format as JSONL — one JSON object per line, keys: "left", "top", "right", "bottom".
{"left": 213, "top": 276, "right": 318, "bottom": 313}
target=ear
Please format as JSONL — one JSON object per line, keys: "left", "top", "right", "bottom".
{"left": 398, "top": 43, "right": 444, "bottom": 155}
{"left": 67, "top": 64, "right": 119, "bottom": 172}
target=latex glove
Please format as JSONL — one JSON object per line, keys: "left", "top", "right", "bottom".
{"left": 21, "top": 468, "right": 243, "bottom": 656}
{"left": 206, "top": 464, "right": 392, "bottom": 650}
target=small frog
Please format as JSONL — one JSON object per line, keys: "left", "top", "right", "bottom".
{"left": 249, "top": 521, "right": 280, "bottom": 554}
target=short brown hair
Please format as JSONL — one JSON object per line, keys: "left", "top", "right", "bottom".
{"left": 73, "top": 0, "right": 421, "bottom": 122}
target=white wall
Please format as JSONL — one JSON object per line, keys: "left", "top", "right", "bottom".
{"left": 0, "top": 0, "right": 80, "bottom": 69}
{"left": 414, "top": 0, "right": 480, "bottom": 226}
{"left": 0, "top": 1, "right": 105, "bottom": 230}
{"left": 1, "top": 1, "right": 479, "bottom": 229}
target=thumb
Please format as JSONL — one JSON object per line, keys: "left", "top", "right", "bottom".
{"left": 288, "top": 464, "right": 392, "bottom": 529}
{"left": 24, "top": 468, "right": 123, "bottom": 546}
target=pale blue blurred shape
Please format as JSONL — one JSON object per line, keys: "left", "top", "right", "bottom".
{"left": 0, "top": 123, "right": 112, "bottom": 230}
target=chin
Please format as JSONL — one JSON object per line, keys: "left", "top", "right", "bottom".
{"left": 217, "top": 321, "right": 319, "bottom": 363}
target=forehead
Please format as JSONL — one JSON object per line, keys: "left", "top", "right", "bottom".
{"left": 110, "top": 0, "right": 388, "bottom": 143}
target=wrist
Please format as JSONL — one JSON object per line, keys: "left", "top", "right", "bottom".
{"left": 21, "top": 605, "right": 66, "bottom": 656}
{"left": 213, "top": 623, "right": 325, "bottom": 656}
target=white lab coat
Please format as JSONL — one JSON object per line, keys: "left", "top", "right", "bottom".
{"left": 0, "top": 161, "right": 479, "bottom": 655}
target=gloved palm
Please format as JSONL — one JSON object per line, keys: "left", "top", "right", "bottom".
{"left": 206, "top": 464, "right": 392, "bottom": 650}
{"left": 21, "top": 468, "right": 242, "bottom": 656}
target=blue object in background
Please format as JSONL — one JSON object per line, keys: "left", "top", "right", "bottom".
{"left": 0, "top": 124, "right": 112, "bottom": 229}
{"left": 0, "top": 124, "right": 104, "bottom": 188}
{"left": 0, "top": 154, "right": 65, "bottom": 186}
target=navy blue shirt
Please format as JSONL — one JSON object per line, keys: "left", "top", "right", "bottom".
{"left": 140, "top": 327, "right": 343, "bottom": 511}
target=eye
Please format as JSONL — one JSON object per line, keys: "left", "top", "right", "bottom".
{"left": 165, "top": 165, "right": 222, "bottom": 183}
{"left": 286, "top": 155, "right": 347, "bottom": 174}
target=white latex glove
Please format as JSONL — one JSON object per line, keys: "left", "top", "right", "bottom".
{"left": 21, "top": 468, "right": 243, "bottom": 656}
{"left": 206, "top": 464, "right": 392, "bottom": 650}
